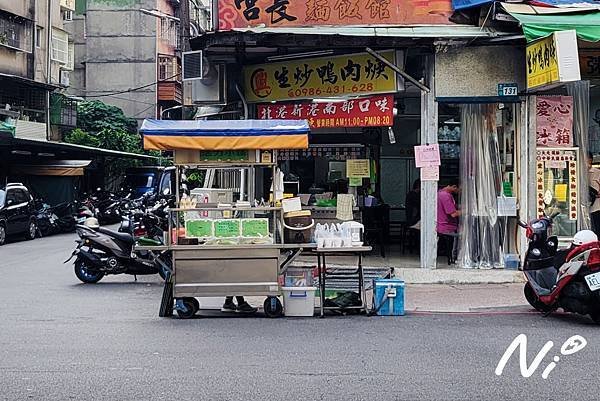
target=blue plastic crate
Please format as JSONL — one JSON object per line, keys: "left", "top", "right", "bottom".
{"left": 373, "top": 278, "right": 405, "bottom": 316}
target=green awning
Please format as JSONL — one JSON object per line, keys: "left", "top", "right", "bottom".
{"left": 509, "top": 12, "right": 600, "bottom": 42}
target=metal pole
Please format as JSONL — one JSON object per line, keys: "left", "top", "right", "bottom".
{"left": 365, "top": 47, "right": 430, "bottom": 93}
{"left": 420, "top": 55, "right": 438, "bottom": 269}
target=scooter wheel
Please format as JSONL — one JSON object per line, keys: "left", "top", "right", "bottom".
{"left": 524, "top": 283, "right": 552, "bottom": 313}
{"left": 74, "top": 259, "right": 104, "bottom": 284}
{"left": 176, "top": 298, "right": 198, "bottom": 319}
{"left": 263, "top": 296, "right": 283, "bottom": 318}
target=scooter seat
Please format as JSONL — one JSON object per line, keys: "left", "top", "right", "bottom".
{"left": 98, "top": 227, "right": 135, "bottom": 244}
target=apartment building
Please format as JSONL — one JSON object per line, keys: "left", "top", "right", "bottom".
{"left": 65, "top": 0, "right": 184, "bottom": 125}
{"left": 0, "top": 0, "right": 75, "bottom": 141}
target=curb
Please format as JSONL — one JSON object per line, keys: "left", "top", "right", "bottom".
{"left": 393, "top": 267, "right": 525, "bottom": 285}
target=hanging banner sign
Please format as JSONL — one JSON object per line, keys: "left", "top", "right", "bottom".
{"left": 218, "top": 0, "right": 453, "bottom": 30}
{"left": 536, "top": 96, "right": 573, "bottom": 147}
{"left": 257, "top": 95, "right": 393, "bottom": 128}
{"left": 244, "top": 51, "right": 398, "bottom": 103}
{"left": 526, "top": 30, "right": 581, "bottom": 90}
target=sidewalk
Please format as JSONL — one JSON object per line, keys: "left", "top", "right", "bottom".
{"left": 195, "top": 283, "right": 530, "bottom": 314}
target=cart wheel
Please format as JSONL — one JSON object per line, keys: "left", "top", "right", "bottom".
{"left": 264, "top": 296, "right": 283, "bottom": 318}
{"left": 176, "top": 297, "right": 198, "bottom": 319}
{"left": 191, "top": 297, "right": 200, "bottom": 312}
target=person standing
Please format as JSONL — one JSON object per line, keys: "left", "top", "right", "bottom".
{"left": 437, "top": 181, "right": 461, "bottom": 264}
{"left": 588, "top": 152, "right": 600, "bottom": 235}
{"left": 405, "top": 179, "right": 421, "bottom": 227}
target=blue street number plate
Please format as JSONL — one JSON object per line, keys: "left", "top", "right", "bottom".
{"left": 498, "top": 83, "right": 518, "bottom": 97}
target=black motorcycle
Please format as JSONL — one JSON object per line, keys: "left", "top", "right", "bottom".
{"left": 35, "top": 201, "right": 76, "bottom": 237}
{"left": 65, "top": 215, "right": 171, "bottom": 284}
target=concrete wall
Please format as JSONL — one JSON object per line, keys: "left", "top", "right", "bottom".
{"left": 435, "top": 46, "right": 526, "bottom": 98}
{"left": 83, "top": 0, "right": 159, "bottom": 123}
{"left": 0, "top": 47, "right": 29, "bottom": 76}
{"left": 64, "top": 15, "right": 86, "bottom": 96}
{"left": 0, "top": 0, "right": 34, "bottom": 20}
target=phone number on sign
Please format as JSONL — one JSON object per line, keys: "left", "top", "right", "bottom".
{"left": 314, "top": 115, "right": 392, "bottom": 127}
{"left": 288, "top": 83, "right": 376, "bottom": 98}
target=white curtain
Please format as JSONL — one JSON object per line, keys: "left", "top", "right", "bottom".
{"left": 458, "top": 104, "right": 505, "bottom": 269}
{"left": 566, "top": 81, "right": 591, "bottom": 230}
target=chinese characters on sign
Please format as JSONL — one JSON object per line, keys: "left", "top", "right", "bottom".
{"left": 536, "top": 149, "right": 578, "bottom": 221}
{"left": 525, "top": 30, "right": 580, "bottom": 90}
{"left": 526, "top": 34, "right": 558, "bottom": 89}
{"left": 257, "top": 95, "right": 394, "bottom": 128}
{"left": 414, "top": 144, "right": 441, "bottom": 168}
{"left": 536, "top": 96, "right": 573, "bottom": 148}
{"left": 219, "top": 0, "right": 453, "bottom": 29}
{"left": 244, "top": 51, "right": 398, "bottom": 103}
{"left": 346, "top": 159, "right": 371, "bottom": 178}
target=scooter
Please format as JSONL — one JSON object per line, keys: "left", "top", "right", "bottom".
{"left": 64, "top": 216, "right": 171, "bottom": 284}
{"left": 520, "top": 213, "right": 600, "bottom": 324}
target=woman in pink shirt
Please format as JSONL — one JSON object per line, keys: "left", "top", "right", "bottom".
{"left": 437, "top": 181, "right": 461, "bottom": 264}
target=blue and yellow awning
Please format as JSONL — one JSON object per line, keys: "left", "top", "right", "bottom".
{"left": 140, "top": 119, "right": 310, "bottom": 151}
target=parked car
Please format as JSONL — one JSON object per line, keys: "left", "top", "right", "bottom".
{"left": 123, "top": 166, "right": 175, "bottom": 199}
{"left": 0, "top": 183, "right": 38, "bottom": 245}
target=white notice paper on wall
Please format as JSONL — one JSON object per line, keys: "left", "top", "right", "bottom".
{"left": 497, "top": 196, "right": 518, "bottom": 216}
{"left": 421, "top": 166, "right": 439, "bottom": 181}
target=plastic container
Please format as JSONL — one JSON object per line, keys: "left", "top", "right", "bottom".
{"left": 373, "top": 279, "right": 405, "bottom": 316}
{"left": 504, "top": 254, "right": 520, "bottom": 270}
{"left": 284, "top": 268, "right": 314, "bottom": 287}
{"left": 282, "top": 287, "right": 317, "bottom": 317}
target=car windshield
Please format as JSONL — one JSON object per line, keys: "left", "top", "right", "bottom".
{"left": 125, "top": 174, "right": 155, "bottom": 188}
{"left": 0, "top": 189, "right": 5, "bottom": 207}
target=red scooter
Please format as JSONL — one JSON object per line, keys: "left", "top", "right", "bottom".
{"left": 520, "top": 214, "right": 600, "bottom": 324}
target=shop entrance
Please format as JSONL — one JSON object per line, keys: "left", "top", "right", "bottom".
{"left": 440, "top": 101, "right": 521, "bottom": 269}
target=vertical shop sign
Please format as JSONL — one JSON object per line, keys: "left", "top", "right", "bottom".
{"left": 218, "top": 0, "right": 453, "bottom": 29}
{"left": 244, "top": 52, "right": 398, "bottom": 103}
{"left": 536, "top": 96, "right": 573, "bottom": 147}
{"left": 536, "top": 149, "right": 578, "bottom": 221}
{"left": 526, "top": 30, "right": 581, "bottom": 90}
{"left": 257, "top": 95, "right": 394, "bottom": 128}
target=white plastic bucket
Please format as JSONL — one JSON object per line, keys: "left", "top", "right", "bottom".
{"left": 281, "top": 287, "right": 316, "bottom": 317}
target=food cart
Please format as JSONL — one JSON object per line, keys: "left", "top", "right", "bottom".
{"left": 137, "top": 119, "right": 371, "bottom": 319}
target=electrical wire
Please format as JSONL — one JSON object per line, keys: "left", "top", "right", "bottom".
{"left": 84, "top": 73, "right": 180, "bottom": 98}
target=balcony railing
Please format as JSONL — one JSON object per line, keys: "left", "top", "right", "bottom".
{"left": 0, "top": 11, "right": 33, "bottom": 52}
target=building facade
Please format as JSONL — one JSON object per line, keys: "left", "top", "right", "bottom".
{"left": 0, "top": 0, "right": 74, "bottom": 141}
{"left": 65, "top": 0, "right": 182, "bottom": 125}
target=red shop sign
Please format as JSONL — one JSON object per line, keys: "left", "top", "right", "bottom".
{"left": 257, "top": 95, "right": 394, "bottom": 128}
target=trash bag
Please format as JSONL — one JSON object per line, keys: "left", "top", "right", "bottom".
{"left": 325, "top": 291, "right": 362, "bottom": 309}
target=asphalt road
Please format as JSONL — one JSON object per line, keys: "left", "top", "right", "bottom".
{"left": 0, "top": 232, "right": 599, "bottom": 401}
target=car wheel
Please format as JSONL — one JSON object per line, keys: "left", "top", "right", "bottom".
{"left": 25, "top": 218, "right": 37, "bottom": 240}
{"left": 0, "top": 223, "right": 6, "bottom": 246}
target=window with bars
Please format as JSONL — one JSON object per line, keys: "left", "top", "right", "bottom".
{"left": 51, "top": 28, "right": 69, "bottom": 64}
{"left": 0, "top": 11, "right": 33, "bottom": 52}
{"left": 159, "top": 18, "right": 179, "bottom": 48}
{"left": 158, "top": 56, "right": 180, "bottom": 81}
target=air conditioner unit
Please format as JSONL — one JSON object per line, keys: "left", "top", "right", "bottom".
{"left": 182, "top": 50, "right": 205, "bottom": 81}
{"left": 60, "top": 70, "right": 70, "bottom": 87}
{"left": 183, "top": 64, "right": 226, "bottom": 105}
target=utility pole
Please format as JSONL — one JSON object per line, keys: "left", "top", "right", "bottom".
{"left": 179, "top": 0, "right": 190, "bottom": 52}
{"left": 46, "top": 0, "right": 53, "bottom": 140}
{"left": 178, "top": 0, "right": 190, "bottom": 120}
